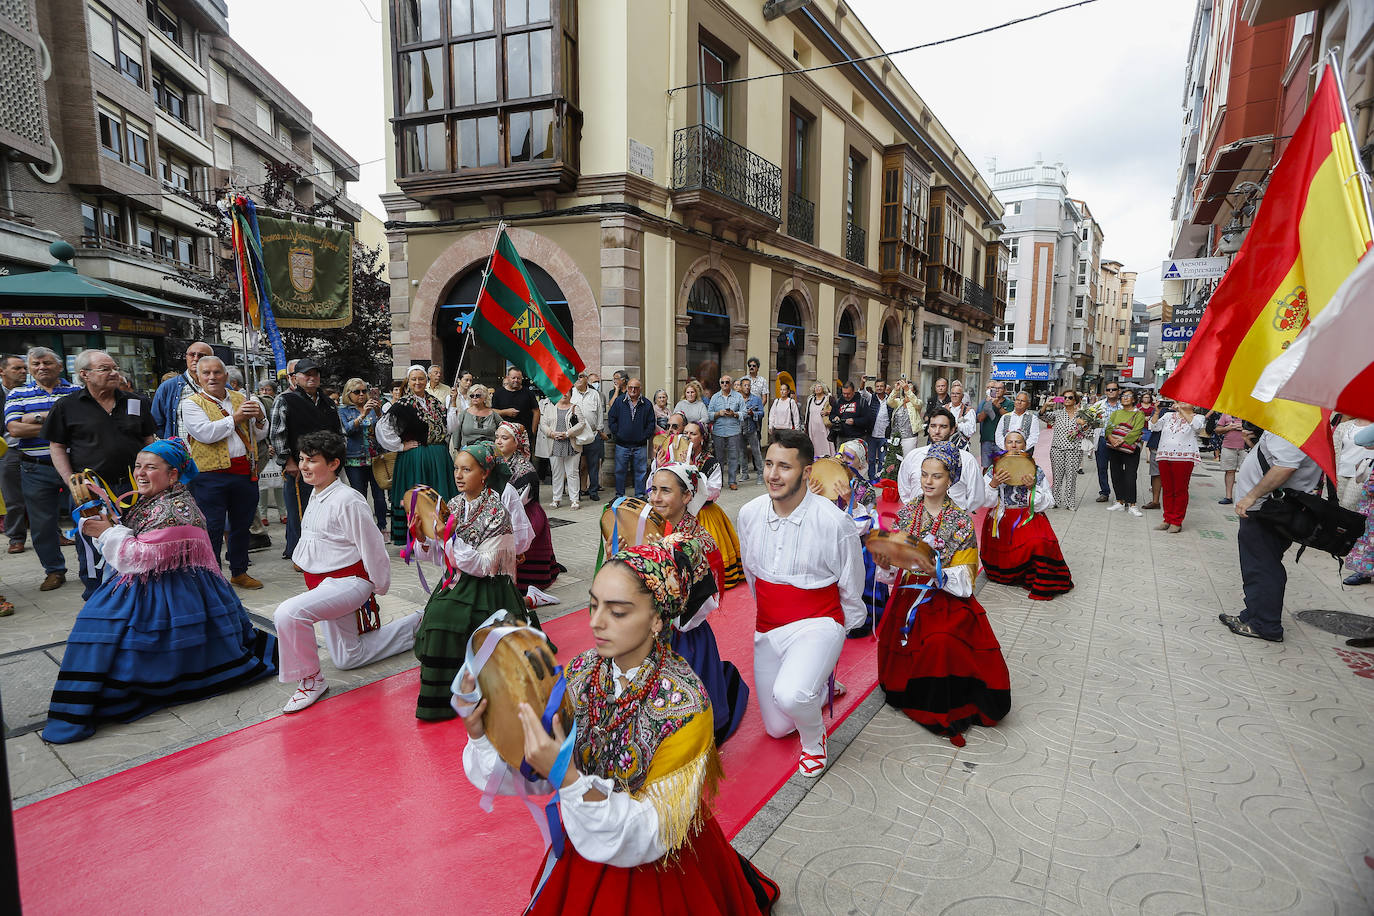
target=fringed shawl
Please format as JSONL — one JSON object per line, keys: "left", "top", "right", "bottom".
{"left": 399, "top": 392, "right": 449, "bottom": 446}
{"left": 445, "top": 486, "right": 513, "bottom": 549}
{"left": 106, "top": 484, "right": 221, "bottom": 579}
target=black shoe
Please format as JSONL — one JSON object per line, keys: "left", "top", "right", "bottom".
{"left": 1344, "top": 573, "right": 1371, "bottom": 587}
{"left": 589, "top": 492, "right": 602, "bottom": 502}
{"left": 1077, "top": 468, "right": 1085, "bottom": 474}
{"left": 1218, "top": 497, "right": 1234, "bottom": 505}
{"left": 248, "top": 533, "right": 273, "bottom": 552}
{"left": 1095, "top": 495, "right": 1109, "bottom": 503}
{"left": 1219, "top": 613, "right": 1283, "bottom": 643}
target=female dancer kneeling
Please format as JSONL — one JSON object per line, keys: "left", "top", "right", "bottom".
{"left": 495, "top": 421, "right": 566, "bottom": 589}
{"left": 981, "top": 430, "right": 1073, "bottom": 600}
{"left": 458, "top": 536, "right": 778, "bottom": 914}
{"left": 647, "top": 463, "right": 749, "bottom": 745}
{"left": 873, "top": 442, "right": 1010, "bottom": 747}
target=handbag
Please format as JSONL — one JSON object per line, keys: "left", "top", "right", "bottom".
{"left": 1249, "top": 448, "right": 1366, "bottom": 563}
{"left": 570, "top": 405, "right": 596, "bottom": 446}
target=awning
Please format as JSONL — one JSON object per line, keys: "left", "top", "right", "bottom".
{"left": 990, "top": 360, "right": 1053, "bottom": 382}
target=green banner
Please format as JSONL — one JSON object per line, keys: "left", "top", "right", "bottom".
{"left": 257, "top": 216, "right": 353, "bottom": 329}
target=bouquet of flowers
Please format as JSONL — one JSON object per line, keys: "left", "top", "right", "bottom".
{"left": 1075, "top": 404, "right": 1105, "bottom": 453}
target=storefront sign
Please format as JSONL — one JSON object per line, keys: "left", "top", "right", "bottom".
{"left": 990, "top": 360, "right": 1052, "bottom": 381}
{"left": 983, "top": 341, "right": 1011, "bottom": 356}
{"left": 1161, "top": 257, "right": 1228, "bottom": 280}
{"left": 97, "top": 313, "right": 168, "bottom": 336}
{"left": 1171, "top": 302, "right": 1205, "bottom": 326}
{"left": 0, "top": 310, "right": 169, "bottom": 336}
{"left": 1162, "top": 323, "right": 1196, "bottom": 342}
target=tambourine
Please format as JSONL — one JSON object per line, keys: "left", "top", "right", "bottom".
{"left": 600, "top": 497, "right": 664, "bottom": 555}
{"left": 654, "top": 435, "right": 696, "bottom": 469}
{"left": 863, "top": 529, "right": 935, "bottom": 573}
{"left": 809, "top": 456, "right": 851, "bottom": 501}
{"left": 993, "top": 453, "right": 1037, "bottom": 487}
{"left": 68, "top": 470, "right": 135, "bottom": 520}
{"left": 471, "top": 620, "right": 572, "bottom": 770}
{"left": 403, "top": 485, "right": 451, "bottom": 541}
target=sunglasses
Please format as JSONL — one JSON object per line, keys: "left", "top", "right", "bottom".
{"left": 668, "top": 422, "right": 682, "bottom": 430}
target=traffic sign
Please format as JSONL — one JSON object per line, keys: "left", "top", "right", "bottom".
{"left": 1162, "top": 323, "right": 1196, "bottom": 342}
{"left": 1161, "top": 257, "right": 1228, "bottom": 280}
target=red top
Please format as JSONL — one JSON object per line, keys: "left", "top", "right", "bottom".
{"left": 753, "top": 579, "right": 843, "bottom": 632}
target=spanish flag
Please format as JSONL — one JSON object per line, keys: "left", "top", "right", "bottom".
{"left": 1162, "top": 67, "right": 1372, "bottom": 478}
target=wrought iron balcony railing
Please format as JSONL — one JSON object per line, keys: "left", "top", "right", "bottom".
{"left": 962, "top": 279, "right": 991, "bottom": 312}
{"left": 786, "top": 191, "right": 814, "bottom": 244}
{"left": 672, "top": 124, "right": 781, "bottom": 220}
{"left": 845, "top": 220, "right": 865, "bottom": 264}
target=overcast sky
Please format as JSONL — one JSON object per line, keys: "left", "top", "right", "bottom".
{"left": 227, "top": 0, "right": 1193, "bottom": 301}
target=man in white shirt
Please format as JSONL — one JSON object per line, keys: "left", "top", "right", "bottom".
{"left": 898, "top": 408, "right": 993, "bottom": 511}
{"left": 180, "top": 355, "right": 268, "bottom": 589}
{"left": 994, "top": 391, "right": 1043, "bottom": 454}
{"left": 868, "top": 379, "right": 890, "bottom": 479}
{"left": 273, "top": 431, "right": 422, "bottom": 713}
{"left": 1090, "top": 382, "right": 1124, "bottom": 502}
{"left": 738, "top": 430, "right": 865, "bottom": 778}
{"left": 569, "top": 371, "right": 605, "bottom": 501}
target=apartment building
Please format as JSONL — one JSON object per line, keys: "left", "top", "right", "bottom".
{"left": 1068, "top": 198, "right": 1103, "bottom": 387}
{"left": 1095, "top": 259, "right": 1137, "bottom": 383}
{"left": 379, "top": 0, "right": 1007, "bottom": 399}
{"left": 0, "top": 0, "right": 362, "bottom": 389}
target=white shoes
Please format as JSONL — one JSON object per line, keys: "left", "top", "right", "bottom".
{"left": 798, "top": 734, "right": 828, "bottom": 778}
{"left": 1107, "top": 502, "right": 1125, "bottom": 512}
{"left": 283, "top": 674, "right": 329, "bottom": 714}
{"left": 570, "top": 501, "right": 580, "bottom": 511}
{"left": 1128, "top": 505, "right": 1144, "bottom": 517}
{"left": 551, "top": 499, "right": 562, "bottom": 509}
{"left": 525, "top": 585, "right": 560, "bottom": 608}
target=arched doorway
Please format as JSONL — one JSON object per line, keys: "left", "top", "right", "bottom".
{"left": 776, "top": 296, "right": 803, "bottom": 391}
{"left": 686, "top": 276, "right": 729, "bottom": 398}
{"left": 836, "top": 310, "right": 857, "bottom": 388}
{"left": 879, "top": 319, "right": 898, "bottom": 384}
{"left": 436, "top": 262, "right": 574, "bottom": 385}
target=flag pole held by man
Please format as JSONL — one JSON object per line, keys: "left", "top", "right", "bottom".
{"left": 1162, "top": 63, "right": 1373, "bottom": 479}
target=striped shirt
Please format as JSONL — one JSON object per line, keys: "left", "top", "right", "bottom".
{"left": 3, "top": 379, "right": 80, "bottom": 458}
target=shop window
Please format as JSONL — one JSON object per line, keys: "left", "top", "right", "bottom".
{"left": 686, "top": 276, "right": 729, "bottom": 398}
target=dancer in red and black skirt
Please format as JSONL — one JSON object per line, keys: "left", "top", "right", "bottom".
{"left": 873, "top": 441, "right": 1010, "bottom": 747}
{"left": 495, "top": 421, "right": 566, "bottom": 589}
{"left": 981, "top": 430, "right": 1073, "bottom": 600}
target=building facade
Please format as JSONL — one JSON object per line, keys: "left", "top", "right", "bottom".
{"left": 0, "top": 0, "right": 363, "bottom": 389}
{"left": 379, "top": 0, "right": 1006, "bottom": 401}
{"left": 1094, "top": 258, "right": 1137, "bottom": 385}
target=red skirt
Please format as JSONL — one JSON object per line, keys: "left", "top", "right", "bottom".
{"left": 980, "top": 508, "right": 1073, "bottom": 600}
{"left": 877, "top": 586, "right": 1011, "bottom": 745}
{"left": 527, "top": 813, "right": 778, "bottom": 915}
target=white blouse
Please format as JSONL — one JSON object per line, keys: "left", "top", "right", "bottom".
{"left": 995, "top": 411, "right": 1043, "bottom": 451}
{"left": 897, "top": 444, "right": 994, "bottom": 512}
{"left": 291, "top": 479, "right": 392, "bottom": 592}
{"left": 1149, "top": 411, "right": 1206, "bottom": 462}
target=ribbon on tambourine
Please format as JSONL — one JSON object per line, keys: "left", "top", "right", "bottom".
{"left": 65, "top": 469, "right": 138, "bottom": 573}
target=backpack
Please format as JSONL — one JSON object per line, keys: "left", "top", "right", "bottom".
{"left": 1250, "top": 447, "right": 1367, "bottom": 565}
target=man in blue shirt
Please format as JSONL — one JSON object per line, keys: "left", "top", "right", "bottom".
{"left": 3, "top": 347, "right": 81, "bottom": 591}
{"left": 738, "top": 377, "right": 765, "bottom": 484}
{"left": 708, "top": 375, "right": 746, "bottom": 490}
{"left": 151, "top": 340, "right": 213, "bottom": 439}
{"left": 607, "top": 376, "right": 655, "bottom": 498}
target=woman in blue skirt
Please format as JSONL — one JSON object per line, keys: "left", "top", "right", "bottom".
{"left": 42, "top": 439, "right": 277, "bottom": 744}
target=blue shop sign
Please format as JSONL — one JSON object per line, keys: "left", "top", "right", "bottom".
{"left": 990, "top": 360, "right": 1052, "bottom": 381}
{"left": 1162, "top": 323, "right": 1196, "bottom": 342}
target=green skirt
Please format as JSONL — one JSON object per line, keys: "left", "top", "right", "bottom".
{"left": 390, "top": 443, "right": 457, "bottom": 544}
{"left": 413, "top": 572, "right": 539, "bottom": 721}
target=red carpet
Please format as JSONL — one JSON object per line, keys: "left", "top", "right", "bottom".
{"left": 15, "top": 585, "right": 879, "bottom": 915}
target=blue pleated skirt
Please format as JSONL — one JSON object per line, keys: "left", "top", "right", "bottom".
{"left": 671, "top": 622, "right": 748, "bottom": 747}
{"left": 42, "top": 567, "right": 278, "bottom": 744}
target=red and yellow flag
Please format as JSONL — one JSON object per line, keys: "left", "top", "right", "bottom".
{"left": 1162, "top": 68, "right": 1372, "bottom": 478}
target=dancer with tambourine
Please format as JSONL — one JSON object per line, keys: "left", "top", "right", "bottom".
{"left": 410, "top": 440, "right": 530, "bottom": 721}
{"left": 810, "top": 439, "right": 887, "bottom": 638}
{"left": 656, "top": 424, "right": 744, "bottom": 588}
{"left": 647, "top": 462, "right": 749, "bottom": 746}
{"left": 457, "top": 534, "right": 779, "bottom": 915}
{"left": 869, "top": 442, "right": 1010, "bottom": 747}
{"left": 980, "top": 430, "right": 1073, "bottom": 600}
{"left": 495, "top": 421, "right": 566, "bottom": 590}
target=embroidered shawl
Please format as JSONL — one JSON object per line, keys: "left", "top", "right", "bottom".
{"left": 445, "top": 486, "right": 513, "bottom": 549}
{"left": 122, "top": 482, "right": 206, "bottom": 534}
{"left": 994, "top": 466, "right": 1047, "bottom": 509}
{"left": 399, "top": 392, "right": 449, "bottom": 446}
{"left": 895, "top": 496, "right": 978, "bottom": 571}
{"left": 107, "top": 483, "right": 219, "bottom": 579}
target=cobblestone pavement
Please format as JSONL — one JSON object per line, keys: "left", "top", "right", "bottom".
{"left": 5, "top": 457, "right": 1373, "bottom": 914}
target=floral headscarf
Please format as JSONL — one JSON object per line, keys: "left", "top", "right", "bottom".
{"left": 924, "top": 441, "right": 963, "bottom": 485}
{"left": 836, "top": 439, "right": 868, "bottom": 477}
{"left": 458, "top": 440, "right": 510, "bottom": 493}
{"left": 497, "top": 421, "right": 536, "bottom": 482}
{"left": 656, "top": 462, "right": 702, "bottom": 499}
{"left": 610, "top": 532, "right": 710, "bottom": 622}
{"left": 143, "top": 437, "right": 199, "bottom": 483}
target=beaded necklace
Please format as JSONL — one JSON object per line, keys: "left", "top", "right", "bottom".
{"left": 911, "top": 497, "right": 951, "bottom": 550}
{"left": 581, "top": 638, "right": 668, "bottom": 773}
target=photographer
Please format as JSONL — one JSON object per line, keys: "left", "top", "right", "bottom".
{"left": 976, "top": 381, "right": 1014, "bottom": 467}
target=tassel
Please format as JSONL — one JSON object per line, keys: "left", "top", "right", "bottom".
{"left": 636, "top": 744, "right": 720, "bottom": 855}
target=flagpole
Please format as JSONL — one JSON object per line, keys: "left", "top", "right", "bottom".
{"left": 1324, "top": 49, "right": 1374, "bottom": 230}
{"left": 230, "top": 197, "right": 254, "bottom": 389}
{"left": 452, "top": 219, "right": 506, "bottom": 381}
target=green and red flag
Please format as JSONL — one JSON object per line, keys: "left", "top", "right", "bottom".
{"left": 472, "top": 228, "right": 585, "bottom": 402}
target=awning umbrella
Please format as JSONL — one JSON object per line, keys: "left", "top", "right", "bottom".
{"left": 0, "top": 240, "right": 193, "bottom": 318}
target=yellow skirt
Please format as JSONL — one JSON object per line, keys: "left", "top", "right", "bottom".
{"left": 697, "top": 501, "right": 743, "bottom": 589}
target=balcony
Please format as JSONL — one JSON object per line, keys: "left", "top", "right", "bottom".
{"left": 75, "top": 236, "right": 216, "bottom": 304}
{"left": 148, "top": 29, "right": 209, "bottom": 95}
{"left": 845, "top": 221, "right": 866, "bottom": 265}
{"left": 155, "top": 110, "right": 214, "bottom": 167}
{"left": 962, "top": 279, "right": 994, "bottom": 314}
{"left": 671, "top": 125, "right": 781, "bottom": 237}
{"left": 785, "top": 192, "right": 814, "bottom": 245}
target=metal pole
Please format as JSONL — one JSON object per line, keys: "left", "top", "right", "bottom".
{"left": 230, "top": 201, "right": 254, "bottom": 386}
{"left": 452, "top": 220, "right": 506, "bottom": 381}
{"left": 1326, "top": 48, "right": 1374, "bottom": 229}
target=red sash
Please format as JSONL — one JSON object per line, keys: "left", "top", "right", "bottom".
{"left": 302, "top": 559, "right": 370, "bottom": 590}
{"left": 754, "top": 578, "right": 844, "bottom": 632}
{"left": 211, "top": 455, "right": 253, "bottom": 475}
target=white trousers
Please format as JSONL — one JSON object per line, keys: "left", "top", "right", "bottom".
{"left": 274, "top": 575, "right": 422, "bottom": 682}
{"left": 550, "top": 453, "right": 581, "bottom": 503}
{"left": 753, "top": 617, "right": 846, "bottom": 756}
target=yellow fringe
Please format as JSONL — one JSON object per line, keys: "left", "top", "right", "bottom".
{"left": 633, "top": 742, "right": 723, "bottom": 856}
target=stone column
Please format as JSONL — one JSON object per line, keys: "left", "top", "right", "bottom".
{"left": 599, "top": 215, "right": 644, "bottom": 379}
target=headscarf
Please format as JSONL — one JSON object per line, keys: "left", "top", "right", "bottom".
{"left": 656, "top": 462, "right": 702, "bottom": 499}
{"left": 143, "top": 437, "right": 198, "bottom": 483}
{"left": 923, "top": 441, "right": 963, "bottom": 485}
{"left": 405, "top": 364, "right": 428, "bottom": 380}
{"left": 836, "top": 439, "right": 868, "bottom": 477}
{"left": 497, "top": 421, "right": 536, "bottom": 482}
{"left": 458, "top": 440, "right": 511, "bottom": 493}
{"left": 610, "top": 532, "right": 710, "bottom": 623}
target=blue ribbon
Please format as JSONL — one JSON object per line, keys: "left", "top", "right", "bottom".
{"left": 897, "top": 553, "right": 944, "bottom": 646}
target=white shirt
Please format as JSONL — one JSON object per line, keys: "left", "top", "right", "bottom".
{"left": 872, "top": 398, "right": 890, "bottom": 439}
{"left": 1235, "top": 432, "right": 1323, "bottom": 509}
{"left": 1336, "top": 420, "right": 1374, "bottom": 478}
{"left": 503, "top": 483, "right": 534, "bottom": 553}
{"left": 1149, "top": 411, "right": 1205, "bottom": 462}
{"left": 737, "top": 490, "right": 866, "bottom": 630}
{"left": 995, "top": 411, "right": 1043, "bottom": 451}
{"left": 180, "top": 391, "right": 267, "bottom": 457}
{"left": 292, "top": 478, "right": 392, "bottom": 592}
{"left": 897, "top": 444, "right": 994, "bottom": 511}
{"left": 570, "top": 385, "right": 604, "bottom": 432}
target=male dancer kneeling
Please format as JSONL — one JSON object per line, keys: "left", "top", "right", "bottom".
{"left": 738, "top": 430, "right": 865, "bottom": 777}
{"left": 274, "top": 431, "right": 422, "bottom": 713}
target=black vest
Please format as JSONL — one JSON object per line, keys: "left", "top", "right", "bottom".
{"left": 281, "top": 389, "right": 342, "bottom": 455}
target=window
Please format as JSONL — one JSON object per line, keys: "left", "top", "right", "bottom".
{"left": 1074, "top": 295, "right": 1085, "bottom": 319}
{"left": 117, "top": 23, "right": 144, "bottom": 86}
{"left": 213, "top": 127, "right": 233, "bottom": 169}
{"left": 136, "top": 218, "right": 155, "bottom": 250}
{"left": 402, "top": 47, "right": 448, "bottom": 112}
{"left": 88, "top": 3, "right": 116, "bottom": 65}
{"left": 152, "top": 69, "right": 188, "bottom": 123}
{"left": 1076, "top": 258, "right": 1088, "bottom": 284}
{"left": 209, "top": 61, "right": 229, "bottom": 104}
{"left": 505, "top": 29, "right": 551, "bottom": 99}
{"left": 1008, "top": 279, "right": 1017, "bottom": 301}
{"left": 277, "top": 124, "right": 292, "bottom": 149}
{"left": 846, "top": 152, "right": 865, "bottom": 225}
{"left": 404, "top": 120, "right": 448, "bottom": 172}
{"left": 98, "top": 105, "right": 123, "bottom": 160}
{"left": 1081, "top": 225, "right": 1089, "bottom": 242}
{"left": 255, "top": 97, "right": 272, "bottom": 134}
{"left": 159, "top": 149, "right": 191, "bottom": 190}
{"left": 879, "top": 149, "right": 928, "bottom": 280}
{"left": 101, "top": 206, "right": 121, "bottom": 242}
{"left": 1072, "top": 328, "right": 1084, "bottom": 353}
{"left": 700, "top": 46, "right": 727, "bottom": 135}
{"left": 789, "top": 113, "right": 808, "bottom": 194}
{"left": 397, "top": 0, "right": 444, "bottom": 43}
{"left": 125, "top": 118, "right": 151, "bottom": 174}
{"left": 147, "top": 0, "right": 179, "bottom": 43}
{"left": 81, "top": 202, "right": 97, "bottom": 238}
{"left": 1007, "top": 237, "right": 1018, "bottom": 261}
{"left": 1010, "top": 201, "right": 1021, "bottom": 215}
{"left": 995, "top": 324, "right": 1014, "bottom": 343}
